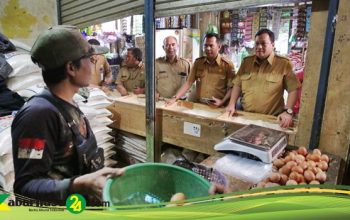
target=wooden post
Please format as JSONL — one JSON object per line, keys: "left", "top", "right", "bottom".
{"left": 295, "top": 0, "right": 328, "bottom": 148}
{"left": 319, "top": 0, "right": 350, "bottom": 159}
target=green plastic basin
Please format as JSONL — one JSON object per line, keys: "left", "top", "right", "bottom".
{"left": 103, "top": 163, "right": 210, "bottom": 207}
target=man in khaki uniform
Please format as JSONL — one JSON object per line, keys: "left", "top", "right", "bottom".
{"left": 115, "top": 47, "right": 145, "bottom": 96}
{"left": 87, "top": 39, "right": 112, "bottom": 87}
{"left": 155, "top": 36, "right": 191, "bottom": 99}
{"left": 167, "top": 33, "right": 235, "bottom": 107}
{"left": 226, "top": 28, "right": 300, "bottom": 128}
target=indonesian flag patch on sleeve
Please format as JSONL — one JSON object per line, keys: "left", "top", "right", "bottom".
{"left": 18, "top": 138, "right": 45, "bottom": 159}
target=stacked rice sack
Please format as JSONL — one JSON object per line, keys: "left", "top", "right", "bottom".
{"left": 75, "top": 88, "right": 117, "bottom": 167}
{"left": 0, "top": 51, "right": 42, "bottom": 192}
{"left": 0, "top": 115, "right": 14, "bottom": 192}
{"left": 5, "top": 51, "right": 44, "bottom": 93}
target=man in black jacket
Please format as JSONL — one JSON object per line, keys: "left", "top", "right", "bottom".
{"left": 11, "top": 25, "right": 123, "bottom": 205}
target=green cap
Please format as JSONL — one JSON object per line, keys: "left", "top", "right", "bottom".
{"left": 31, "top": 25, "right": 108, "bottom": 70}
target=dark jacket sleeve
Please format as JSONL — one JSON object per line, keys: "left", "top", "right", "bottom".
{"left": 11, "top": 99, "right": 72, "bottom": 204}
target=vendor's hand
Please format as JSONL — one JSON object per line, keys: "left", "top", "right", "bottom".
{"left": 121, "top": 91, "right": 129, "bottom": 96}
{"left": 116, "top": 85, "right": 129, "bottom": 96}
{"left": 133, "top": 87, "right": 145, "bottom": 95}
{"left": 165, "top": 97, "right": 177, "bottom": 106}
{"left": 208, "top": 96, "right": 223, "bottom": 107}
{"left": 101, "top": 85, "right": 111, "bottom": 93}
{"left": 277, "top": 111, "right": 293, "bottom": 128}
{"left": 71, "top": 167, "right": 124, "bottom": 201}
{"left": 209, "top": 183, "right": 231, "bottom": 194}
{"left": 225, "top": 104, "right": 236, "bottom": 117}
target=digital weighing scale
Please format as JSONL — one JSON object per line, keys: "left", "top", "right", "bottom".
{"left": 214, "top": 124, "right": 287, "bottom": 163}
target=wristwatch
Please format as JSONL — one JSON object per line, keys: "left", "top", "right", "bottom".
{"left": 284, "top": 108, "right": 293, "bottom": 115}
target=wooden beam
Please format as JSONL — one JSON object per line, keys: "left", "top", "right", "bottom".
{"left": 295, "top": 0, "right": 328, "bottom": 149}
{"left": 155, "top": 0, "right": 306, "bottom": 17}
{"left": 319, "top": 0, "right": 350, "bottom": 159}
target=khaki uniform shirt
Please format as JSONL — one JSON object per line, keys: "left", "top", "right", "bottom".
{"left": 90, "top": 55, "right": 111, "bottom": 86}
{"left": 233, "top": 52, "right": 300, "bottom": 116}
{"left": 187, "top": 54, "right": 235, "bottom": 101}
{"left": 115, "top": 62, "right": 145, "bottom": 92}
{"left": 155, "top": 56, "right": 191, "bottom": 98}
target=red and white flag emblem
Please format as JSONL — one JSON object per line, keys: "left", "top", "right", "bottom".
{"left": 18, "top": 138, "right": 45, "bottom": 159}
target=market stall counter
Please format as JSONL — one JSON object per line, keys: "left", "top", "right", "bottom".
{"left": 106, "top": 92, "right": 343, "bottom": 191}
{"left": 106, "top": 92, "right": 297, "bottom": 156}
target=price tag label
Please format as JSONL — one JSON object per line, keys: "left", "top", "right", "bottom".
{"left": 183, "top": 122, "right": 201, "bottom": 137}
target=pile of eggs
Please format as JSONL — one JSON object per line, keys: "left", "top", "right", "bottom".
{"left": 257, "top": 147, "right": 330, "bottom": 188}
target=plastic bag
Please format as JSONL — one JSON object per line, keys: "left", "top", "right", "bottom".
{"left": 214, "top": 154, "right": 272, "bottom": 184}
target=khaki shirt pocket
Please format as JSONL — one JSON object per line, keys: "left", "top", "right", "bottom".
{"left": 264, "top": 74, "right": 283, "bottom": 94}
{"left": 211, "top": 73, "right": 226, "bottom": 87}
{"left": 157, "top": 71, "right": 168, "bottom": 79}
{"left": 240, "top": 73, "right": 252, "bottom": 91}
{"left": 195, "top": 68, "right": 206, "bottom": 83}
{"left": 120, "top": 71, "right": 130, "bottom": 82}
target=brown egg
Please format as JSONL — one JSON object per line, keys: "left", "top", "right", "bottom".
{"left": 265, "top": 182, "right": 280, "bottom": 188}
{"left": 279, "top": 166, "right": 291, "bottom": 176}
{"left": 291, "top": 165, "right": 304, "bottom": 174}
{"left": 298, "top": 174, "right": 306, "bottom": 183}
{"left": 313, "top": 149, "right": 322, "bottom": 155}
{"left": 272, "top": 166, "right": 278, "bottom": 172}
{"left": 170, "top": 192, "right": 186, "bottom": 202}
{"left": 285, "top": 161, "right": 298, "bottom": 169}
{"left": 307, "top": 166, "right": 319, "bottom": 175}
{"left": 316, "top": 167, "right": 323, "bottom": 174}
{"left": 309, "top": 180, "right": 320, "bottom": 185}
{"left": 317, "top": 161, "right": 329, "bottom": 171}
{"left": 304, "top": 170, "right": 316, "bottom": 183}
{"left": 320, "top": 154, "right": 330, "bottom": 163}
{"left": 256, "top": 182, "right": 266, "bottom": 188}
{"left": 297, "top": 147, "right": 308, "bottom": 156}
{"left": 286, "top": 180, "right": 298, "bottom": 185}
{"left": 299, "top": 161, "right": 308, "bottom": 170}
{"left": 295, "top": 154, "right": 306, "bottom": 164}
{"left": 309, "top": 154, "right": 321, "bottom": 162}
{"left": 284, "top": 155, "right": 293, "bottom": 163}
{"left": 306, "top": 154, "right": 312, "bottom": 161}
{"left": 289, "top": 171, "right": 300, "bottom": 182}
{"left": 288, "top": 151, "right": 297, "bottom": 158}
{"left": 269, "top": 173, "right": 281, "bottom": 183}
{"left": 307, "top": 160, "right": 316, "bottom": 167}
{"left": 273, "top": 159, "right": 285, "bottom": 169}
{"left": 280, "top": 174, "right": 289, "bottom": 185}
{"left": 278, "top": 166, "right": 291, "bottom": 176}
{"left": 316, "top": 171, "right": 327, "bottom": 183}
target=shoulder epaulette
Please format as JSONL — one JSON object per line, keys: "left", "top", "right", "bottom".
{"left": 178, "top": 57, "right": 190, "bottom": 63}
{"left": 221, "top": 55, "right": 233, "bottom": 64}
